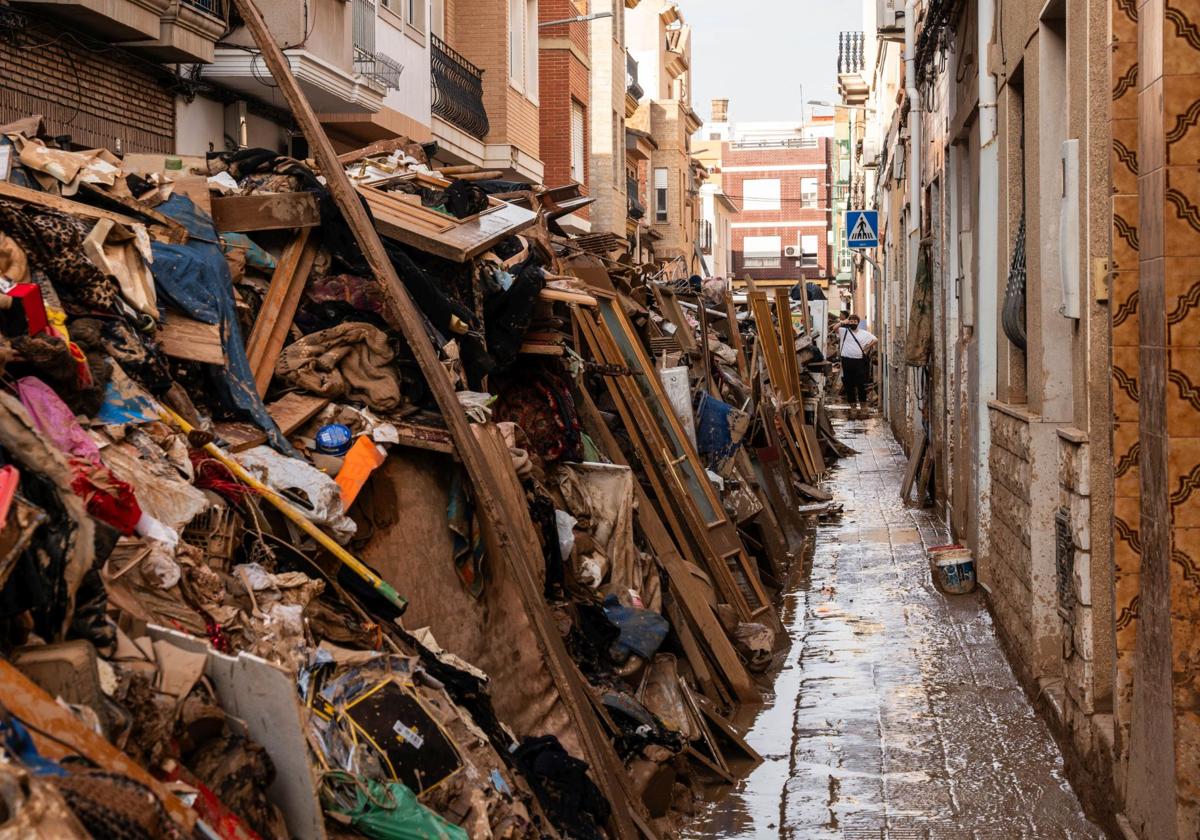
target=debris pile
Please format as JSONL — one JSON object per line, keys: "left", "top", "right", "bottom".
{"left": 0, "top": 47, "right": 845, "bottom": 840}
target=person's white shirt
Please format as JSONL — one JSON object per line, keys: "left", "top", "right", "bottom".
{"left": 838, "top": 325, "right": 877, "bottom": 359}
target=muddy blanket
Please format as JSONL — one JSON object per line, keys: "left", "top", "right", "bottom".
{"left": 274, "top": 322, "right": 404, "bottom": 412}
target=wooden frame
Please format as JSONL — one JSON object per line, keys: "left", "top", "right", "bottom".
{"left": 356, "top": 182, "right": 537, "bottom": 263}
{"left": 575, "top": 294, "right": 777, "bottom": 628}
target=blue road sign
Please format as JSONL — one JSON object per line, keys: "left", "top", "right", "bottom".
{"left": 846, "top": 210, "right": 879, "bottom": 249}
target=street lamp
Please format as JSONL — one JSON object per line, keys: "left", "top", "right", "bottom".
{"left": 807, "top": 99, "right": 875, "bottom": 113}
{"left": 539, "top": 11, "right": 614, "bottom": 26}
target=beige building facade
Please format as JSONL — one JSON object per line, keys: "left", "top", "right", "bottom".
{"left": 851, "top": 0, "right": 1200, "bottom": 835}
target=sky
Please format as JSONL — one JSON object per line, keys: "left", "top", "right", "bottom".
{"left": 681, "top": 1, "right": 864, "bottom": 125}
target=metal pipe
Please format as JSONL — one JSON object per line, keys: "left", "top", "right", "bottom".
{"left": 973, "top": 0, "right": 1000, "bottom": 560}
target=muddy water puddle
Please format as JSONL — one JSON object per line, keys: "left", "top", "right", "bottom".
{"left": 683, "top": 418, "right": 1107, "bottom": 840}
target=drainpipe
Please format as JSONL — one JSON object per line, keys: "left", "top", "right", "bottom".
{"left": 974, "top": 0, "right": 999, "bottom": 563}
{"left": 904, "top": 0, "right": 922, "bottom": 440}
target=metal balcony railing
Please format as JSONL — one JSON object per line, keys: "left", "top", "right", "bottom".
{"left": 181, "top": 0, "right": 223, "bottom": 16}
{"left": 627, "top": 175, "right": 645, "bottom": 219}
{"left": 431, "top": 34, "right": 490, "bottom": 140}
{"left": 626, "top": 52, "right": 644, "bottom": 101}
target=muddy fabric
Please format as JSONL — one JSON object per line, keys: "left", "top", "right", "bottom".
{"left": 0, "top": 230, "right": 30, "bottom": 283}
{"left": 512, "top": 735, "right": 609, "bottom": 840}
{"left": 81, "top": 218, "right": 157, "bottom": 318}
{"left": 0, "top": 391, "right": 94, "bottom": 638}
{"left": 483, "top": 257, "right": 545, "bottom": 372}
{"left": 492, "top": 368, "right": 582, "bottom": 462}
{"left": 555, "top": 463, "right": 656, "bottom": 609}
{"left": 149, "top": 194, "right": 291, "bottom": 453}
{"left": 0, "top": 200, "right": 120, "bottom": 312}
{"left": 275, "top": 322, "right": 404, "bottom": 412}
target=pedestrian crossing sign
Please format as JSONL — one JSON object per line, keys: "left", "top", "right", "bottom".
{"left": 846, "top": 210, "right": 879, "bottom": 249}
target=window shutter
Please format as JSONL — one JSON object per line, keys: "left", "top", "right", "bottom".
{"left": 570, "top": 102, "right": 586, "bottom": 183}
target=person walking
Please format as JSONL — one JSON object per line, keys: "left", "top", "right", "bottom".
{"left": 837, "top": 315, "right": 877, "bottom": 417}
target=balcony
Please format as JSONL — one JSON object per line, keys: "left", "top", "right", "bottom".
{"left": 431, "top": 34, "right": 489, "bottom": 141}
{"left": 627, "top": 175, "right": 645, "bottom": 220}
{"left": 12, "top": 0, "right": 171, "bottom": 41}
{"left": 837, "top": 30, "right": 869, "bottom": 105}
{"left": 125, "top": 0, "right": 227, "bottom": 63}
{"left": 625, "top": 52, "right": 644, "bottom": 118}
{"left": 204, "top": 0, "right": 384, "bottom": 113}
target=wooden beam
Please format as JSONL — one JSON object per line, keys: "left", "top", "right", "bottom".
{"left": 211, "top": 192, "right": 321, "bottom": 232}
{"left": 226, "top": 3, "right": 639, "bottom": 836}
{"left": 156, "top": 314, "right": 225, "bottom": 365}
{"left": 0, "top": 179, "right": 143, "bottom": 228}
{"left": 245, "top": 229, "right": 318, "bottom": 397}
{"left": 574, "top": 349, "right": 760, "bottom": 705}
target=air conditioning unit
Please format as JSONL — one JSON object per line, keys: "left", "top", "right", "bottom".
{"left": 783, "top": 245, "right": 802, "bottom": 259}
{"left": 878, "top": 0, "right": 903, "bottom": 33}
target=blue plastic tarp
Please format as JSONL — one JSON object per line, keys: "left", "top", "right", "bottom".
{"left": 149, "top": 195, "right": 292, "bottom": 453}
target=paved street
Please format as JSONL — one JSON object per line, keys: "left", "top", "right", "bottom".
{"left": 687, "top": 416, "right": 1105, "bottom": 839}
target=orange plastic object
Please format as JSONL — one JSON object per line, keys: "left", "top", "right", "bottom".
{"left": 335, "top": 436, "right": 386, "bottom": 509}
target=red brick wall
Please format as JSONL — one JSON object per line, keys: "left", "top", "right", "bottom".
{"left": 0, "top": 12, "right": 175, "bottom": 153}
{"left": 724, "top": 138, "right": 832, "bottom": 282}
{"left": 539, "top": 0, "right": 590, "bottom": 212}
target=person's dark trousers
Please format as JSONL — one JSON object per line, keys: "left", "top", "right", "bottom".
{"left": 843, "top": 356, "right": 869, "bottom": 405}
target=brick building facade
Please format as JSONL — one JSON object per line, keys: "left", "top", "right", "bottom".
{"left": 722, "top": 138, "right": 832, "bottom": 283}
{"left": 0, "top": 4, "right": 175, "bottom": 153}
{"left": 539, "top": 0, "right": 591, "bottom": 224}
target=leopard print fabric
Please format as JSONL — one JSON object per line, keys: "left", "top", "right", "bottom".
{"left": 0, "top": 199, "right": 120, "bottom": 312}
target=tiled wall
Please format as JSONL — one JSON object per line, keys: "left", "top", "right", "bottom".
{"left": 1110, "top": 0, "right": 1142, "bottom": 768}
{"left": 1124, "top": 0, "right": 1200, "bottom": 836}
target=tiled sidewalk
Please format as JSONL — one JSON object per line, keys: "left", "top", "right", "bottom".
{"left": 687, "top": 416, "right": 1105, "bottom": 839}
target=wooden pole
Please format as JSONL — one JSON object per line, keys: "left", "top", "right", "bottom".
{"left": 226, "top": 2, "right": 641, "bottom": 836}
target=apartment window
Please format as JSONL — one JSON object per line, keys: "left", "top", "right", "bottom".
{"left": 570, "top": 101, "right": 586, "bottom": 184}
{"left": 654, "top": 167, "right": 669, "bottom": 223}
{"left": 406, "top": 0, "right": 425, "bottom": 30}
{"left": 526, "top": 0, "right": 538, "bottom": 95}
{"left": 801, "top": 234, "right": 819, "bottom": 268}
{"left": 743, "top": 235, "right": 781, "bottom": 269}
{"left": 801, "top": 177, "right": 819, "bottom": 209}
{"left": 509, "top": 0, "right": 522, "bottom": 87}
{"left": 743, "top": 178, "right": 780, "bottom": 211}
{"left": 507, "top": 0, "right": 538, "bottom": 94}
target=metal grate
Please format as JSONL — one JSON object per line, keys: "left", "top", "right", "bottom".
{"left": 430, "top": 33, "right": 489, "bottom": 139}
{"left": 1055, "top": 506, "right": 1076, "bottom": 619}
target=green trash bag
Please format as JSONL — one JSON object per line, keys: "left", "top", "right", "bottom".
{"left": 321, "top": 771, "right": 467, "bottom": 840}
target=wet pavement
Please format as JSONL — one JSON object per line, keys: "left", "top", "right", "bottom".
{"left": 686, "top": 415, "right": 1106, "bottom": 840}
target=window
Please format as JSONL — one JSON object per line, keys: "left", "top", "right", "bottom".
{"left": 507, "top": 0, "right": 538, "bottom": 95}
{"left": 526, "top": 0, "right": 538, "bottom": 95}
{"left": 743, "top": 178, "right": 780, "bottom": 211}
{"left": 386, "top": 0, "right": 425, "bottom": 30}
{"left": 743, "top": 235, "right": 781, "bottom": 269}
{"left": 570, "top": 101, "right": 586, "bottom": 184}
{"left": 801, "top": 234, "right": 819, "bottom": 268}
{"left": 509, "top": 0, "right": 523, "bottom": 87}
{"left": 654, "top": 168, "right": 669, "bottom": 223}
{"left": 801, "top": 177, "right": 818, "bottom": 209}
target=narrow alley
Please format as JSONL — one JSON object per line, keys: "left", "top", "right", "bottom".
{"left": 688, "top": 416, "right": 1105, "bottom": 840}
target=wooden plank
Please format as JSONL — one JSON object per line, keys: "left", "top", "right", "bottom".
{"left": 0, "top": 660, "right": 197, "bottom": 831}
{"left": 211, "top": 192, "right": 321, "bottom": 232}
{"left": 225, "top": 7, "right": 640, "bottom": 836}
{"left": 156, "top": 314, "right": 225, "bottom": 365}
{"left": 695, "top": 695, "right": 763, "bottom": 767}
{"left": 0, "top": 178, "right": 143, "bottom": 227}
{"left": 78, "top": 182, "right": 189, "bottom": 243}
{"left": 269, "top": 392, "right": 330, "bottom": 436}
{"left": 900, "top": 427, "right": 928, "bottom": 501}
{"left": 245, "top": 229, "right": 318, "bottom": 397}
{"left": 576, "top": 382, "right": 758, "bottom": 705}
{"left": 577, "top": 304, "right": 778, "bottom": 632}
{"left": 358, "top": 183, "right": 537, "bottom": 263}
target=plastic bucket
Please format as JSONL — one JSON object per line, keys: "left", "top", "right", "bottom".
{"left": 929, "top": 546, "right": 976, "bottom": 595}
